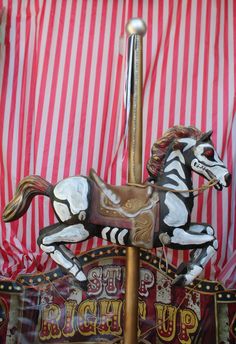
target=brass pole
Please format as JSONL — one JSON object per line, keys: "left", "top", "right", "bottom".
{"left": 124, "top": 18, "right": 146, "bottom": 344}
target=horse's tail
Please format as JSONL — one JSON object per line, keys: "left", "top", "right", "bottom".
{"left": 2, "top": 175, "right": 52, "bottom": 222}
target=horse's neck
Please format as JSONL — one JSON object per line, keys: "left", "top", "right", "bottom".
{"left": 158, "top": 149, "right": 193, "bottom": 192}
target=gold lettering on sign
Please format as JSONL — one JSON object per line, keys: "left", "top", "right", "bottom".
{"left": 37, "top": 290, "right": 199, "bottom": 341}
{"left": 179, "top": 309, "right": 198, "bottom": 344}
{"left": 39, "top": 304, "right": 61, "bottom": 341}
{"left": 97, "top": 299, "right": 122, "bottom": 335}
{"left": 155, "top": 303, "right": 177, "bottom": 342}
{"left": 62, "top": 301, "right": 77, "bottom": 337}
{"left": 78, "top": 300, "right": 97, "bottom": 336}
{"left": 138, "top": 301, "right": 147, "bottom": 336}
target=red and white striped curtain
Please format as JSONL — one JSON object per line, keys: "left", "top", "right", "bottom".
{"left": 0, "top": 0, "right": 235, "bottom": 288}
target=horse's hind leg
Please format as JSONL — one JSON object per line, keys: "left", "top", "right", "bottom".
{"left": 37, "top": 223, "right": 90, "bottom": 289}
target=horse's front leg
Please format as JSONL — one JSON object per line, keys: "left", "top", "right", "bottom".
{"left": 37, "top": 223, "right": 91, "bottom": 290}
{"left": 166, "top": 224, "right": 217, "bottom": 286}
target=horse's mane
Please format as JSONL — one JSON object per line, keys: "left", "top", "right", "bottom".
{"left": 146, "top": 126, "right": 203, "bottom": 178}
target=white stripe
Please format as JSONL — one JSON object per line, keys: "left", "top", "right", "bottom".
{"left": 163, "top": 0, "right": 178, "bottom": 131}
{"left": 118, "top": 229, "right": 128, "bottom": 245}
{"left": 46, "top": 0, "right": 73, "bottom": 181}
{"left": 99, "top": 3, "right": 123, "bottom": 177}
{"left": 110, "top": 227, "right": 119, "bottom": 243}
{"left": 167, "top": 150, "right": 185, "bottom": 164}
{"left": 20, "top": 0, "right": 36, "bottom": 179}
{"left": 164, "top": 174, "right": 189, "bottom": 197}
{"left": 206, "top": 0, "right": 216, "bottom": 130}
{"left": 178, "top": 138, "right": 196, "bottom": 152}
{"left": 70, "top": 0, "right": 93, "bottom": 174}
{"left": 101, "top": 226, "right": 111, "bottom": 240}
{"left": 81, "top": 0, "right": 102, "bottom": 173}
{"left": 35, "top": 0, "right": 60, "bottom": 173}
{"left": 164, "top": 161, "right": 185, "bottom": 179}
{"left": 195, "top": 0, "right": 207, "bottom": 129}
{"left": 2, "top": 1, "right": 18, "bottom": 245}
{"left": 174, "top": 0, "right": 187, "bottom": 124}
{"left": 151, "top": 0, "right": 169, "bottom": 141}
{"left": 185, "top": 0, "right": 197, "bottom": 124}
{"left": 216, "top": 1, "right": 226, "bottom": 272}
{"left": 57, "top": 2, "right": 82, "bottom": 179}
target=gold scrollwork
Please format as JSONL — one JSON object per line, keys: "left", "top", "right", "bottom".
{"left": 132, "top": 212, "right": 153, "bottom": 247}
{"left": 123, "top": 199, "right": 144, "bottom": 213}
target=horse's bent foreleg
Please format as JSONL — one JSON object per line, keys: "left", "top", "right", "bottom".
{"left": 38, "top": 223, "right": 90, "bottom": 289}
{"left": 38, "top": 223, "right": 90, "bottom": 245}
{"left": 168, "top": 225, "right": 217, "bottom": 286}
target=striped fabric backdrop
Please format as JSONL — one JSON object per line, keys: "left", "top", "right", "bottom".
{"left": 0, "top": 0, "right": 235, "bottom": 288}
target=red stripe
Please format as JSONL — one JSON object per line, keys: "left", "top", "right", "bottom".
{"left": 6, "top": 0, "right": 22, "bottom": 203}
{"left": 168, "top": 1, "right": 182, "bottom": 127}
{"left": 22, "top": 0, "right": 41, "bottom": 252}
{"left": 196, "top": 1, "right": 212, "bottom": 252}
{"left": 157, "top": 0, "right": 174, "bottom": 138}
{"left": 64, "top": 1, "right": 87, "bottom": 178}
{"left": 190, "top": 0, "right": 202, "bottom": 126}
{"left": 144, "top": 0, "right": 164, "bottom": 179}
{"left": 179, "top": 1, "right": 192, "bottom": 125}
{"left": 211, "top": 0, "right": 222, "bottom": 277}
{"left": 51, "top": 0, "right": 77, "bottom": 183}
{"left": 143, "top": 0, "right": 153, "bottom": 91}
{"left": 34, "top": 1, "right": 56, "bottom": 170}
{"left": 97, "top": 0, "right": 122, "bottom": 180}
{"left": 178, "top": 1, "right": 193, "bottom": 266}
{"left": 219, "top": 0, "right": 230, "bottom": 271}
{"left": 38, "top": 1, "right": 62, "bottom": 231}
{"left": 40, "top": 1, "right": 67, "bottom": 178}
{"left": 75, "top": 1, "right": 98, "bottom": 173}
{"left": 86, "top": 0, "right": 108, "bottom": 174}
{"left": 0, "top": 0, "right": 12, "bottom": 267}
{"left": 4, "top": 1, "right": 23, "bottom": 270}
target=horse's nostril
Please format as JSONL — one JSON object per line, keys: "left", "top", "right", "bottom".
{"left": 225, "top": 173, "right": 232, "bottom": 186}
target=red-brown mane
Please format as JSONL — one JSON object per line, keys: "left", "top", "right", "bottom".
{"left": 146, "top": 126, "right": 203, "bottom": 178}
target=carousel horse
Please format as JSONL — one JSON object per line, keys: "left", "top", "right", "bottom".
{"left": 3, "top": 126, "right": 231, "bottom": 289}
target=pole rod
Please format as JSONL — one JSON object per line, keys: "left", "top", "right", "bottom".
{"left": 124, "top": 18, "right": 146, "bottom": 344}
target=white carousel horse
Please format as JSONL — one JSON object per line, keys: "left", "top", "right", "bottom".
{"left": 3, "top": 126, "right": 231, "bottom": 289}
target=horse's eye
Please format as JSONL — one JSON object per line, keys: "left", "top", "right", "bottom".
{"left": 204, "top": 148, "right": 214, "bottom": 158}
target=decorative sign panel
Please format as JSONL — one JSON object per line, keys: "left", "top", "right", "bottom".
{"left": 0, "top": 247, "right": 235, "bottom": 343}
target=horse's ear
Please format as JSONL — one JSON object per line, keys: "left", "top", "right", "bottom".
{"left": 199, "top": 130, "right": 213, "bottom": 143}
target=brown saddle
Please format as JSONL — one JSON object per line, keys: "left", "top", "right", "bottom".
{"left": 88, "top": 169, "right": 160, "bottom": 249}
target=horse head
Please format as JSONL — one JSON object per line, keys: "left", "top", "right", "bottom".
{"left": 147, "top": 126, "right": 231, "bottom": 191}
{"left": 176, "top": 130, "right": 231, "bottom": 190}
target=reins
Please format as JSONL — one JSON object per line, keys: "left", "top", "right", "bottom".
{"left": 128, "top": 178, "right": 218, "bottom": 197}
{"left": 154, "top": 178, "right": 218, "bottom": 195}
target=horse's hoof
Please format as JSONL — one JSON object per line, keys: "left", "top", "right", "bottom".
{"left": 176, "top": 262, "right": 188, "bottom": 275}
{"left": 172, "top": 275, "right": 187, "bottom": 287}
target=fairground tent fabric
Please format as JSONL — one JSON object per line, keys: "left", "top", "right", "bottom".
{"left": 0, "top": 0, "right": 235, "bottom": 288}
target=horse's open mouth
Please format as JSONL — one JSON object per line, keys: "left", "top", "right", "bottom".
{"left": 207, "top": 170, "right": 223, "bottom": 190}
